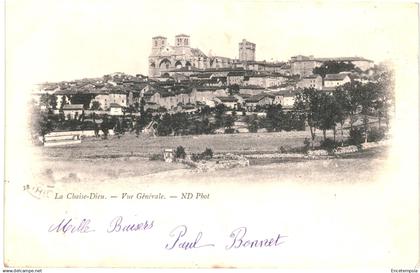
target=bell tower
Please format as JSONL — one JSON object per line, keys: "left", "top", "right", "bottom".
{"left": 239, "top": 39, "right": 256, "bottom": 62}
{"left": 175, "top": 34, "right": 190, "bottom": 47}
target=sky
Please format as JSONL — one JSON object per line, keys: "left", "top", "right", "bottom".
{"left": 5, "top": 0, "right": 418, "bottom": 84}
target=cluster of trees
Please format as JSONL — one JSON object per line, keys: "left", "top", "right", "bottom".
{"left": 244, "top": 106, "right": 305, "bottom": 133}
{"left": 39, "top": 93, "right": 98, "bottom": 110}
{"left": 294, "top": 67, "right": 394, "bottom": 147}
{"left": 313, "top": 61, "right": 358, "bottom": 78}
{"left": 156, "top": 112, "right": 214, "bottom": 136}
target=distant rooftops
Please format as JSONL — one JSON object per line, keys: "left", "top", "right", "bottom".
{"left": 62, "top": 104, "right": 84, "bottom": 110}
{"left": 302, "top": 74, "right": 322, "bottom": 79}
{"left": 227, "top": 71, "right": 245, "bottom": 77}
{"left": 290, "top": 55, "right": 373, "bottom": 63}
{"left": 109, "top": 103, "right": 123, "bottom": 108}
{"left": 216, "top": 96, "right": 238, "bottom": 103}
{"left": 246, "top": 93, "right": 272, "bottom": 103}
{"left": 325, "top": 73, "right": 350, "bottom": 81}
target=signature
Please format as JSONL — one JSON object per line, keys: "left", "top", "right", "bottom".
{"left": 48, "top": 216, "right": 154, "bottom": 234}
{"left": 225, "top": 226, "right": 287, "bottom": 249}
{"left": 48, "top": 218, "right": 287, "bottom": 250}
{"left": 48, "top": 218, "right": 95, "bottom": 234}
{"left": 165, "top": 225, "right": 215, "bottom": 250}
{"left": 164, "top": 225, "right": 287, "bottom": 250}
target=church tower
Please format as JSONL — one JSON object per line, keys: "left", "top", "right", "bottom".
{"left": 175, "top": 34, "right": 190, "bottom": 47}
{"left": 151, "top": 36, "right": 167, "bottom": 55}
{"left": 149, "top": 36, "right": 168, "bottom": 77}
{"left": 239, "top": 39, "right": 256, "bottom": 62}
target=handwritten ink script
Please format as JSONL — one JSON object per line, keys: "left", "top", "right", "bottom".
{"left": 48, "top": 217, "right": 287, "bottom": 250}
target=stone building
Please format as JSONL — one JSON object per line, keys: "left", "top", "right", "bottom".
{"left": 148, "top": 34, "right": 238, "bottom": 78}
{"left": 324, "top": 73, "right": 351, "bottom": 88}
{"left": 289, "top": 55, "right": 374, "bottom": 77}
{"left": 239, "top": 39, "right": 256, "bottom": 62}
{"left": 297, "top": 74, "right": 323, "bottom": 90}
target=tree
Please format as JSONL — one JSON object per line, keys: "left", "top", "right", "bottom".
{"left": 313, "top": 61, "right": 356, "bottom": 78}
{"left": 157, "top": 113, "right": 173, "bottom": 136}
{"left": 225, "top": 115, "right": 235, "bottom": 129}
{"left": 39, "top": 94, "right": 50, "bottom": 109}
{"left": 50, "top": 95, "right": 58, "bottom": 109}
{"left": 336, "top": 82, "right": 362, "bottom": 132}
{"left": 175, "top": 146, "right": 186, "bottom": 159}
{"left": 70, "top": 93, "right": 95, "bottom": 109}
{"left": 199, "top": 105, "right": 212, "bottom": 120}
{"left": 265, "top": 104, "right": 284, "bottom": 132}
{"left": 372, "top": 66, "right": 394, "bottom": 130}
{"left": 39, "top": 94, "right": 57, "bottom": 110}
{"left": 114, "top": 117, "right": 124, "bottom": 138}
{"left": 214, "top": 104, "right": 227, "bottom": 128}
{"left": 30, "top": 107, "right": 53, "bottom": 143}
{"left": 91, "top": 101, "right": 101, "bottom": 110}
{"left": 228, "top": 84, "right": 240, "bottom": 96}
{"left": 101, "top": 114, "right": 110, "bottom": 139}
{"left": 171, "top": 112, "right": 189, "bottom": 135}
{"left": 245, "top": 114, "right": 259, "bottom": 132}
{"left": 333, "top": 90, "right": 349, "bottom": 145}
{"left": 317, "top": 93, "right": 342, "bottom": 142}
{"left": 356, "top": 82, "right": 377, "bottom": 143}
{"left": 293, "top": 88, "right": 322, "bottom": 148}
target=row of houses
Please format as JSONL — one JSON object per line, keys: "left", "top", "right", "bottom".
{"left": 36, "top": 66, "right": 367, "bottom": 119}
{"left": 296, "top": 72, "right": 354, "bottom": 90}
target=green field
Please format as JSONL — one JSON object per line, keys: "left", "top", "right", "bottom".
{"left": 38, "top": 130, "right": 347, "bottom": 159}
{"left": 31, "top": 129, "right": 391, "bottom": 184}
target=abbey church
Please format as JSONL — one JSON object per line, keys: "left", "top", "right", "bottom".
{"left": 148, "top": 34, "right": 255, "bottom": 77}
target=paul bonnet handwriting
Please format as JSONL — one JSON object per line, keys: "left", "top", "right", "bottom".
{"left": 48, "top": 217, "right": 287, "bottom": 250}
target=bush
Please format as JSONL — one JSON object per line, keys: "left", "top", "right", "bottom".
{"left": 191, "top": 153, "right": 201, "bottom": 162}
{"left": 149, "top": 154, "right": 163, "bottom": 161}
{"left": 367, "top": 127, "right": 385, "bottom": 142}
{"left": 224, "top": 128, "right": 235, "bottom": 134}
{"left": 320, "top": 138, "right": 337, "bottom": 153}
{"left": 175, "top": 146, "right": 186, "bottom": 159}
{"left": 348, "top": 127, "right": 365, "bottom": 146}
{"left": 279, "top": 146, "right": 287, "bottom": 153}
{"left": 202, "top": 148, "right": 213, "bottom": 159}
{"left": 191, "top": 148, "right": 213, "bottom": 162}
{"left": 303, "top": 137, "right": 311, "bottom": 152}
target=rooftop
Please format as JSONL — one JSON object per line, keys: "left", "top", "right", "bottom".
{"left": 302, "top": 74, "right": 321, "bottom": 79}
{"left": 325, "top": 73, "right": 350, "bottom": 81}
{"left": 227, "top": 71, "right": 245, "bottom": 77}
{"left": 246, "top": 93, "right": 273, "bottom": 103}
{"left": 216, "top": 96, "right": 238, "bottom": 103}
{"left": 109, "top": 103, "right": 123, "bottom": 108}
{"left": 62, "top": 104, "right": 84, "bottom": 110}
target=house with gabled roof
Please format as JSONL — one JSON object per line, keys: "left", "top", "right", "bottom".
{"left": 227, "top": 71, "right": 246, "bottom": 85}
{"left": 297, "top": 74, "right": 323, "bottom": 90}
{"left": 109, "top": 103, "right": 124, "bottom": 116}
{"left": 213, "top": 96, "right": 239, "bottom": 109}
{"left": 324, "top": 73, "right": 351, "bottom": 88}
{"left": 244, "top": 93, "right": 274, "bottom": 111}
{"left": 62, "top": 104, "right": 84, "bottom": 120}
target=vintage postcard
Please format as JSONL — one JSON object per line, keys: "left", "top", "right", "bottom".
{"left": 3, "top": 0, "right": 419, "bottom": 271}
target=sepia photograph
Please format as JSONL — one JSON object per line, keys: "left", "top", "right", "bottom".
{"left": 3, "top": 0, "right": 419, "bottom": 270}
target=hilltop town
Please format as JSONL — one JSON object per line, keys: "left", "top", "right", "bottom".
{"left": 31, "top": 34, "right": 392, "bottom": 156}
{"left": 34, "top": 34, "right": 379, "bottom": 118}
